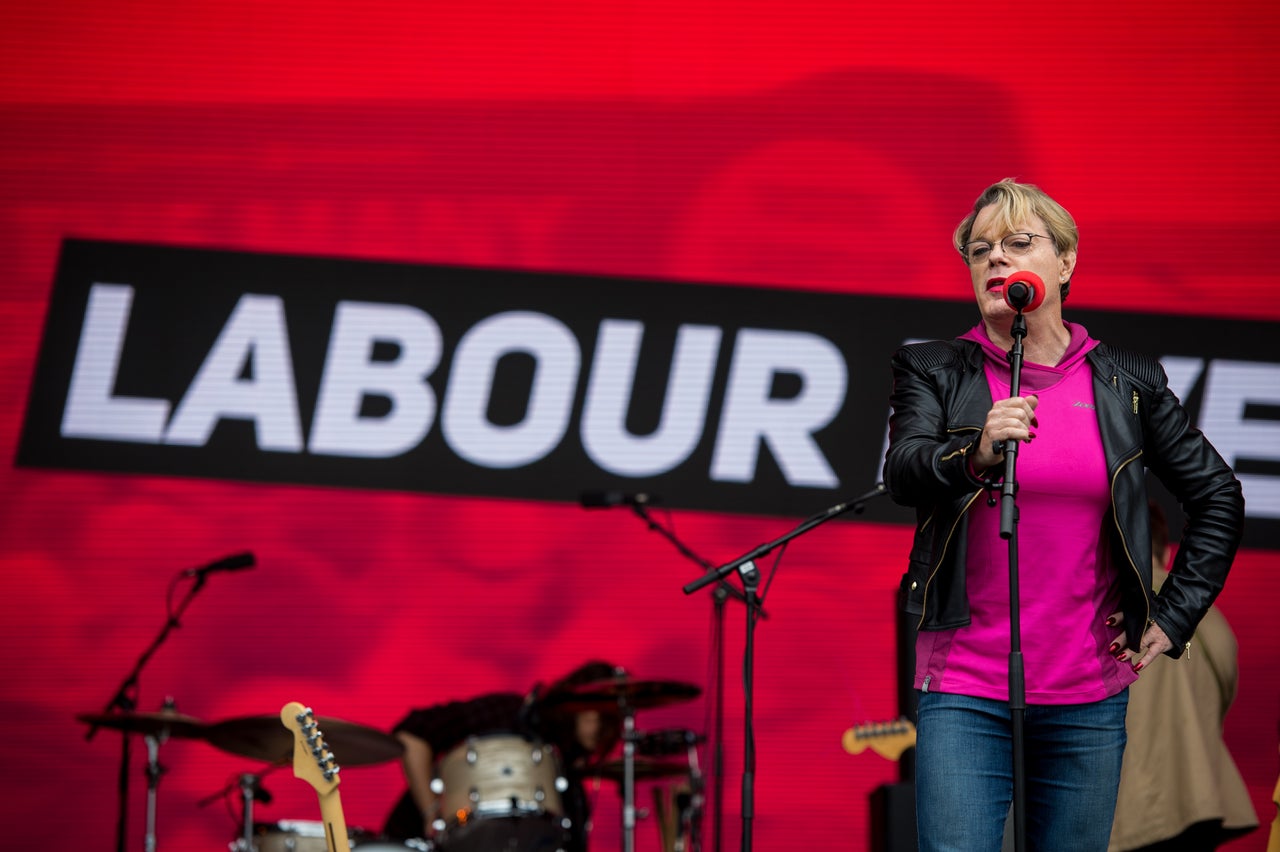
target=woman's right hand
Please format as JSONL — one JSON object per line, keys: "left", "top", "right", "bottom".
{"left": 974, "top": 395, "right": 1039, "bottom": 470}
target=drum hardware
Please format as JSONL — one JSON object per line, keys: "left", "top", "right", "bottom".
{"left": 589, "top": 729, "right": 706, "bottom": 852}
{"left": 78, "top": 701, "right": 206, "bottom": 852}
{"left": 671, "top": 730, "right": 705, "bottom": 852}
{"left": 226, "top": 773, "right": 278, "bottom": 852}
{"left": 655, "top": 779, "right": 704, "bottom": 852}
{"left": 196, "top": 764, "right": 282, "bottom": 852}
{"left": 544, "top": 677, "right": 701, "bottom": 852}
{"left": 653, "top": 783, "right": 696, "bottom": 852}
{"left": 142, "top": 731, "right": 163, "bottom": 852}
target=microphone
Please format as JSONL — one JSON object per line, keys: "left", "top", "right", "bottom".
{"left": 579, "top": 491, "right": 658, "bottom": 509}
{"left": 184, "top": 552, "right": 256, "bottom": 578}
{"left": 1003, "top": 270, "right": 1046, "bottom": 313}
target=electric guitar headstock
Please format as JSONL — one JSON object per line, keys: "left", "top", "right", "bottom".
{"left": 280, "top": 702, "right": 351, "bottom": 852}
{"left": 841, "top": 718, "right": 917, "bottom": 761}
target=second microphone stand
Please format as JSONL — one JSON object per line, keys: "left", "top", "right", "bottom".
{"left": 627, "top": 501, "right": 764, "bottom": 852}
{"left": 683, "top": 482, "right": 887, "bottom": 852}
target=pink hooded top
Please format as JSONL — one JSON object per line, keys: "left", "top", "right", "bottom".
{"left": 914, "top": 322, "right": 1140, "bottom": 703}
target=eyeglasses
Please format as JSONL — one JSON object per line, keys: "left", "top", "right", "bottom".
{"left": 960, "top": 233, "right": 1053, "bottom": 264}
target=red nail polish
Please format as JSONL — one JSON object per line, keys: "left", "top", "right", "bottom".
{"left": 1133, "top": 661, "right": 1144, "bottom": 672}
{"left": 1105, "top": 617, "right": 1117, "bottom": 627}
{"left": 1108, "top": 642, "right": 1120, "bottom": 654}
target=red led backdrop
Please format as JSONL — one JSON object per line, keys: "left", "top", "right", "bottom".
{"left": 2, "top": 2, "right": 1278, "bottom": 850}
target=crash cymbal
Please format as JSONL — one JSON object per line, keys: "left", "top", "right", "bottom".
{"left": 543, "top": 678, "right": 701, "bottom": 713}
{"left": 76, "top": 710, "right": 206, "bottom": 739}
{"left": 203, "top": 714, "right": 403, "bottom": 767}
{"left": 585, "top": 758, "right": 690, "bottom": 783}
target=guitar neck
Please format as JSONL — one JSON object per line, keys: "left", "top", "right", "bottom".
{"left": 317, "top": 787, "right": 350, "bottom": 852}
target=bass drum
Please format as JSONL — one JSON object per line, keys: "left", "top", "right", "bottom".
{"left": 433, "top": 734, "right": 571, "bottom": 852}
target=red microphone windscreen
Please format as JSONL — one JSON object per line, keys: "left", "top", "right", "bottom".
{"left": 1003, "top": 270, "right": 1046, "bottom": 312}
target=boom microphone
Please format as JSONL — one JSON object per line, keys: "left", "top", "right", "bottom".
{"left": 1003, "top": 270, "right": 1046, "bottom": 313}
{"left": 184, "top": 552, "right": 256, "bottom": 577}
{"left": 579, "top": 491, "right": 658, "bottom": 509}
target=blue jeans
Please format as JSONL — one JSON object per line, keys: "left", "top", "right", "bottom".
{"left": 915, "top": 689, "right": 1128, "bottom": 852}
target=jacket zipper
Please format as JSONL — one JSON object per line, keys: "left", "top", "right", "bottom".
{"left": 1112, "top": 373, "right": 1162, "bottom": 650}
{"left": 917, "top": 488, "right": 984, "bottom": 630}
{"left": 915, "top": 427, "right": 983, "bottom": 627}
{"left": 1110, "top": 449, "right": 1150, "bottom": 634}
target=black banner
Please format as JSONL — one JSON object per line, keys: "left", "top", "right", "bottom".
{"left": 18, "top": 239, "right": 1280, "bottom": 548}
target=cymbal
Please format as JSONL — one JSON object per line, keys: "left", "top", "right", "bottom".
{"left": 543, "top": 678, "right": 701, "bottom": 713}
{"left": 585, "top": 757, "right": 690, "bottom": 783}
{"left": 77, "top": 710, "right": 206, "bottom": 739}
{"left": 203, "top": 714, "right": 403, "bottom": 767}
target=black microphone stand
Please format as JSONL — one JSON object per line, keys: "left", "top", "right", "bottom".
{"left": 992, "top": 307, "right": 1029, "bottom": 852}
{"left": 682, "top": 482, "right": 888, "bottom": 852}
{"left": 87, "top": 569, "right": 216, "bottom": 852}
{"left": 627, "top": 501, "right": 766, "bottom": 852}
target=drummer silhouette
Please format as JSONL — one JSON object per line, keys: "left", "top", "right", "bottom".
{"left": 383, "top": 660, "right": 626, "bottom": 851}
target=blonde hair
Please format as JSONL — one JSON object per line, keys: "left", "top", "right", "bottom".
{"left": 954, "top": 178, "right": 1079, "bottom": 256}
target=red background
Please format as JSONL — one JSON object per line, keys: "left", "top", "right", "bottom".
{"left": 2, "top": 1, "right": 1277, "bottom": 849}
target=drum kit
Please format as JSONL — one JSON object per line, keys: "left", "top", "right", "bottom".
{"left": 76, "top": 675, "right": 705, "bottom": 852}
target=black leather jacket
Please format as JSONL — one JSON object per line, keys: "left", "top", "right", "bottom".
{"left": 884, "top": 338, "right": 1243, "bottom": 657}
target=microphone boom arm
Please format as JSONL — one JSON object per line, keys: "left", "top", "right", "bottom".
{"left": 682, "top": 482, "right": 888, "bottom": 596}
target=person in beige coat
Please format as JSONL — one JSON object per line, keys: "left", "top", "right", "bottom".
{"left": 1270, "top": 761, "right": 1280, "bottom": 852}
{"left": 1109, "top": 502, "right": 1258, "bottom": 851}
